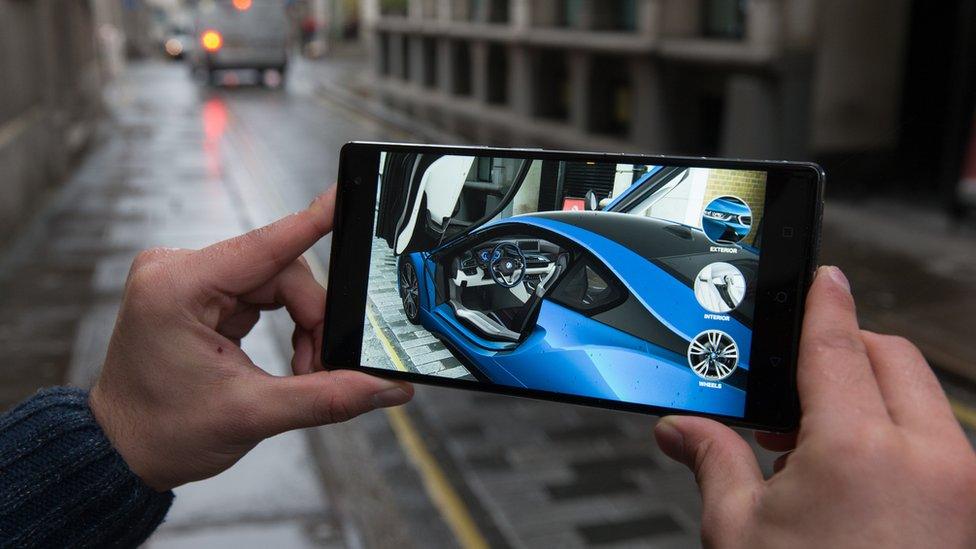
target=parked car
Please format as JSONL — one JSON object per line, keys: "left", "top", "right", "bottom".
{"left": 380, "top": 153, "right": 756, "bottom": 417}
{"left": 189, "top": 0, "right": 289, "bottom": 86}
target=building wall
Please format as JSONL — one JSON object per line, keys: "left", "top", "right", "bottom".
{"left": 0, "top": 0, "right": 107, "bottom": 238}
{"left": 361, "top": 0, "right": 910, "bottom": 163}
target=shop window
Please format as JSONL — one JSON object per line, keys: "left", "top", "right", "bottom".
{"left": 533, "top": 49, "right": 569, "bottom": 120}
{"left": 380, "top": 0, "right": 408, "bottom": 17}
{"left": 452, "top": 41, "right": 473, "bottom": 96}
{"left": 588, "top": 55, "right": 632, "bottom": 137}
{"left": 400, "top": 36, "right": 411, "bottom": 81}
{"left": 702, "top": 0, "right": 747, "bottom": 39}
{"left": 422, "top": 38, "right": 438, "bottom": 88}
{"left": 592, "top": 0, "right": 637, "bottom": 31}
{"left": 486, "top": 43, "right": 508, "bottom": 105}
{"left": 378, "top": 33, "right": 391, "bottom": 76}
{"left": 488, "top": 0, "right": 509, "bottom": 23}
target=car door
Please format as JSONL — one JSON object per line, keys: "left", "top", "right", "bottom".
{"left": 375, "top": 152, "right": 533, "bottom": 255}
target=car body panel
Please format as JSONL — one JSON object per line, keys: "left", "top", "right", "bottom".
{"left": 398, "top": 212, "right": 751, "bottom": 417}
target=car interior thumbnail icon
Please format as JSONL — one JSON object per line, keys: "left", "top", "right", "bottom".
{"left": 702, "top": 195, "right": 752, "bottom": 244}
{"left": 694, "top": 262, "right": 746, "bottom": 313}
{"left": 687, "top": 330, "right": 739, "bottom": 381}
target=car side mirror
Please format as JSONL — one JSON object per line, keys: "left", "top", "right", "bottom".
{"left": 584, "top": 190, "right": 598, "bottom": 211}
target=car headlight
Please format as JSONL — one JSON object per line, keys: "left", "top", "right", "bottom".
{"left": 703, "top": 210, "right": 733, "bottom": 221}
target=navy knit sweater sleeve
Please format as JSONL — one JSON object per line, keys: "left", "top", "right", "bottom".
{"left": 0, "top": 387, "right": 173, "bottom": 548}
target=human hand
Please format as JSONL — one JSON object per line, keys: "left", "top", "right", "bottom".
{"left": 89, "top": 188, "right": 413, "bottom": 491}
{"left": 654, "top": 266, "right": 976, "bottom": 548}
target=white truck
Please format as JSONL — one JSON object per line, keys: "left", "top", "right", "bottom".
{"left": 189, "top": 0, "right": 290, "bottom": 86}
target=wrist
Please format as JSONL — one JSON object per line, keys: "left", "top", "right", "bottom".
{"left": 89, "top": 384, "right": 170, "bottom": 492}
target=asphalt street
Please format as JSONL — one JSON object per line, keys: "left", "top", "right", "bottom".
{"left": 0, "top": 58, "right": 973, "bottom": 548}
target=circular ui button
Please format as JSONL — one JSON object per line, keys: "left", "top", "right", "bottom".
{"left": 694, "top": 262, "right": 746, "bottom": 313}
{"left": 687, "top": 330, "right": 739, "bottom": 381}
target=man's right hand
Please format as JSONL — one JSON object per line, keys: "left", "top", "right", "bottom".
{"left": 655, "top": 266, "right": 976, "bottom": 548}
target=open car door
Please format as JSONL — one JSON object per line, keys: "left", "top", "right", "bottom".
{"left": 375, "top": 152, "right": 532, "bottom": 255}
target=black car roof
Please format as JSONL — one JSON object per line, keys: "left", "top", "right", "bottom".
{"left": 523, "top": 210, "right": 717, "bottom": 259}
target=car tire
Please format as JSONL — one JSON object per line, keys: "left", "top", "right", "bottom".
{"left": 398, "top": 256, "right": 421, "bottom": 325}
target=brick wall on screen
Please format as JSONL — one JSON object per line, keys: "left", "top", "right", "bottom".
{"left": 702, "top": 169, "right": 767, "bottom": 246}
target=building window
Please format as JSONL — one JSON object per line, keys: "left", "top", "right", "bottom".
{"left": 380, "top": 0, "right": 408, "bottom": 17}
{"left": 592, "top": 0, "right": 637, "bottom": 31}
{"left": 486, "top": 43, "right": 508, "bottom": 104}
{"left": 532, "top": 0, "right": 582, "bottom": 28}
{"left": 378, "top": 32, "right": 391, "bottom": 76}
{"left": 400, "top": 36, "right": 411, "bottom": 81}
{"left": 702, "top": 0, "right": 747, "bottom": 39}
{"left": 488, "top": 0, "right": 509, "bottom": 23}
{"left": 533, "top": 49, "right": 569, "bottom": 120}
{"left": 422, "top": 37, "right": 438, "bottom": 88}
{"left": 421, "top": 0, "right": 438, "bottom": 18}
{"left": 588, "top": 55, "right": 632, "bottom": 137}
{"left": 452, "top": 41, "right": 473, "bottom": 96}
{"left": 452, "top": 0, "right": 479, "bottom": 21}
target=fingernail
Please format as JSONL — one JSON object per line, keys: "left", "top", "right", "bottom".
{"left": 820, "top": 265, "right": 850, "bottom": 293}
{"left": 654, "top": 418, "right": 685, "bottom": 461}
{"left": 372, "top": 387, "right": 410, "bottom": 408}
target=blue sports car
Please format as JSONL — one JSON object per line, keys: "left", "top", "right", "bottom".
{"left": 396, "top": 210, "right": 757, "bottom": 417}
{"left": 701, "top": 196, "right": 753, "bottom": 244}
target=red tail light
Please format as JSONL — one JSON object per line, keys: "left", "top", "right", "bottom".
{"left": 201, "top": 30, "right": 223, "bottom": 52}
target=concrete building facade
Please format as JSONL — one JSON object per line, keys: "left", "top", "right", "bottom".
{"left": 359, "top": 0, "right": 910, "bottom": 162}
{"left": 0, "top": 0, "right": 123, "bottom": 238}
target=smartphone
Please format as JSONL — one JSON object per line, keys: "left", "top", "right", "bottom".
{"left": 323, "top": 142, "right": 824, "bottom": 431}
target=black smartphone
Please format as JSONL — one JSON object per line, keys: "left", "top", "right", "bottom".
{"left": 323, "top": 142, "right": 824, "bottom": 432}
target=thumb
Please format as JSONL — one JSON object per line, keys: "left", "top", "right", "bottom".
{"left": 654, "top": 416, "right": 762, "bottom": 543}
{"left": 249, "top": 370, "right": 414, "bottom": 437}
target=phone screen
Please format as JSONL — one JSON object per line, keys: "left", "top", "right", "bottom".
{"left": 357, "top": 150, "right": 770, "bottom": 419}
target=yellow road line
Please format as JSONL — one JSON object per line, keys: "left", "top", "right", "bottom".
{"left": 365, "top": 303, "right": 408, "bottom": 373}
{"left": 949, "top": 398, "right": 976, "bottom": 431}
{"left": 366, "top": 301, "right": 490, "bottom": 549}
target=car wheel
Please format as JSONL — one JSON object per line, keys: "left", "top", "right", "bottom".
{"left": 687, "top": 330, "right": 739, "bottom": 381}
{"left": 398, "top": 257, "right": 421, "bottom": 325}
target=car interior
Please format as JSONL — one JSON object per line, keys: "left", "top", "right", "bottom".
{"left": 440, "top": 236, "right": 570, "bottom": 343}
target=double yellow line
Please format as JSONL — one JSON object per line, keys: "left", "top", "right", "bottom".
{"left": 366, "top": 305, "right": 490, "bottom": 549}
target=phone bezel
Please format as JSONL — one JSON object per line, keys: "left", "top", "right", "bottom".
{"left": 323, "top": 142, "right": 824, "bottom": 432}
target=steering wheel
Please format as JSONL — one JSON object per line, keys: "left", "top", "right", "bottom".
{"left": 488, "top": 242, "right": 526, "bottom": 288}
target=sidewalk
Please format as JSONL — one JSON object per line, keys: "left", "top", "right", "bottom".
{"left": 0, "top": 64, "right": 344, "bottom": 548}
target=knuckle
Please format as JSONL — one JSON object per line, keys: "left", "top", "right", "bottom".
{"left": 802, "top": 328, "right": 868, "bottom": 359}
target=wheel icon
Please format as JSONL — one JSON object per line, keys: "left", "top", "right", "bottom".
{"left": 398, "top": 256, "right": 421, "bottom": 325}
{"left": 687, "top": 330, "right": 739, "bottom": 380}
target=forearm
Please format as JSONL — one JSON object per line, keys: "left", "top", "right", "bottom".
{"left": 0, "top": 387, "right": 173, "bottom": 547}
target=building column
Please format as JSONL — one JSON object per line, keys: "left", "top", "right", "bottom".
{"left": 409, "top": 34, "right": 426, "bottom": 87}
{"left": 388, "top": 32, "right": 405, "bottom": 80}
{"left": 508, "top": 45, "right": 533, "bottom": 116}
{"left": 511, "top": 0, "right": 531, "bottom": 28}
{"left": 471, "top": 40, "right": 489, "bottom": 103}
{"left": 746, "top": 0, "right": 783, "bottom": 55}
{"left": 720, "top": 75, "right": 780, "bottom": 158}
{"left": 568, "top": 50, "right": 591, "bottom": 133}
{"left": 637, "top": 0, "right": 661, "bottom": 39}
{"left": 437, "top": 37, "right": 453, "bottom": 94}
{"left": 631, "top": 56, "right": 669, "bottom": 151}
